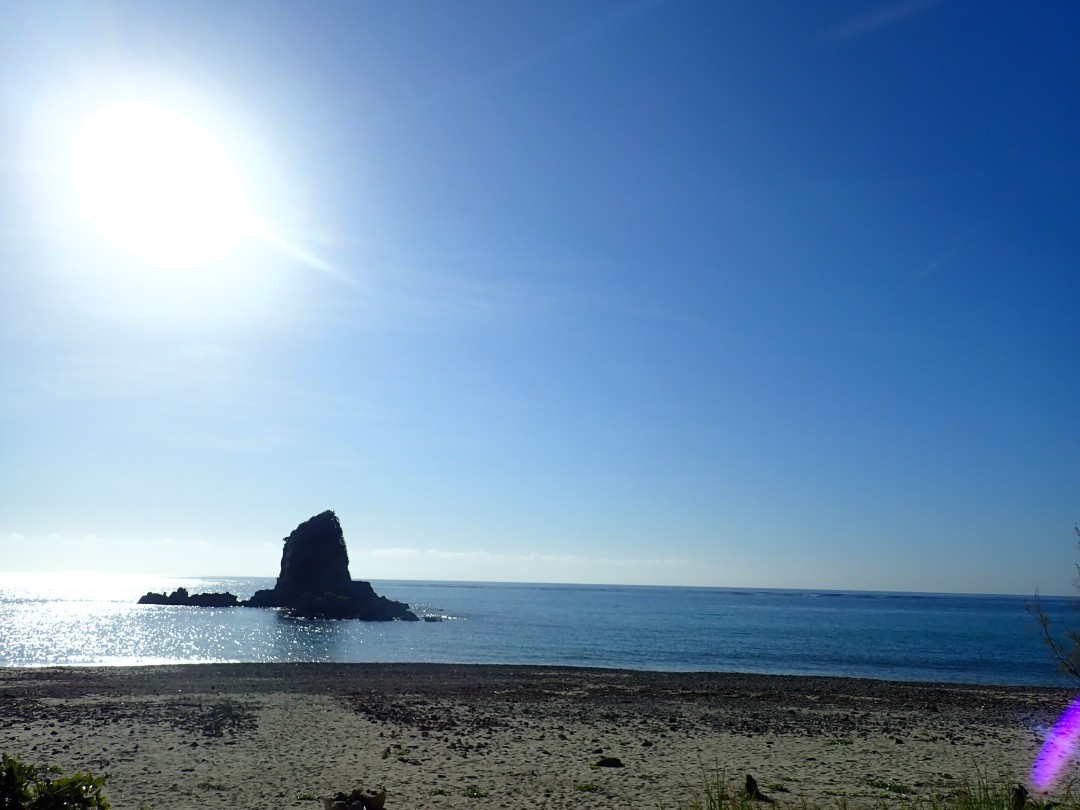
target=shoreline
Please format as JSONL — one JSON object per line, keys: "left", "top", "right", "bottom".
{"left": 1, "top": 663, "right": 1072, "bottom": 808}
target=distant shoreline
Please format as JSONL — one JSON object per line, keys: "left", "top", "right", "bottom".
{"left": 0, "top": 660, "right": 1074, "bottom": 691}
{"left": 0, "top": 663, "right": 1069, "bottom": 808}
{"left": 2, "top": 659, "right": 1074, "bottom": 690}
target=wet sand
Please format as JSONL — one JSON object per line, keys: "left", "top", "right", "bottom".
{"left": 0, "top": 664, "right": 1070, "bottom": 808}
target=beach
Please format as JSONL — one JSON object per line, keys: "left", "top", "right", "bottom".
{"left": 0, "top": 664, "right": 1070, "bottom": 808}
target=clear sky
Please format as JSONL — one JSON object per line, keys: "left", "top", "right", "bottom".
{"left": 1, "top": 1, "right": 1077, "bottom": 594}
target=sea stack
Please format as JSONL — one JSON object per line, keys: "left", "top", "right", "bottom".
{"left": 139, "top": 510, "right": 418, "bottom": 621}
{"left": 246, "top": 511, "right": 418, "bottom": 620}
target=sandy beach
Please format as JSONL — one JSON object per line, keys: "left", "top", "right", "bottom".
{"left": 0, "top": 664, "right": 1071, "bottom": 808}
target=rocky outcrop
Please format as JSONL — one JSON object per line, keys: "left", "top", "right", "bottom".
{"left": 138, "top": 588, "right": 239, "bottom": 607}
{"left": 247, "top": 511, "right": 354, "bottom": 607}
{"left": 138, "top": 511, "right": 417, "bottom": 621}
{"left": 246, "top": 511, "right": 417, "bottom": 620}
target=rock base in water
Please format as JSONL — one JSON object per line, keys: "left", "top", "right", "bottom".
{"left": 138, "top": 511, "right": 418, "bottom": 621}
{"left": 137, "top": 588, "right": 238, "bottom": 608}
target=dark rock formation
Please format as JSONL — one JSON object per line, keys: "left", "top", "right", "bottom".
{"left": 138, "top": 511, "right": 418, "bottom": 621}
{"left": 246, "top": 511, "right": 417, "bottom": 621}
{"left": 138, "top": 589, "right": 178, "bottom": 605}
{"left": 248, "top": 511, "right": 352, "bottom": 606}
{"left": 138, "top": 588, "right": 239, "bottom": 608}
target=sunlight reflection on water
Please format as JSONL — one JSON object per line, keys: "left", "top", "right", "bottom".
{"left": 0, "top": 594, "right": 442, "bottom": 667}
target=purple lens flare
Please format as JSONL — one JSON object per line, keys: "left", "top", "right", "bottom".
{"left": 1033, "top": 697, "right": 1080, "bottom": 792}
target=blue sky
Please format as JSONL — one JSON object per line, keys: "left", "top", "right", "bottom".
{"left": 1, "top": 1, "right": 1078, "bottom": 594}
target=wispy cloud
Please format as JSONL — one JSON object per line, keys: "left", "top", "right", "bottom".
{"left": 359, "top": 0, "right": 666, "bottom": 128}
{"left": 904, "top": 231, "right": 975, "bottom": 288}
{"left": 825, "top": 0, "right": 943, "bottom": 40}
{"left": 27, "top": 342, "right": 245, "bottom": 403}
{"left": 369, "top": 547, "right": 687, "bottom": 568}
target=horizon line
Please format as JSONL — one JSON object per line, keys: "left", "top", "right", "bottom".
{"left": 1, "top": 570, "right": 1070, "bottom": 599}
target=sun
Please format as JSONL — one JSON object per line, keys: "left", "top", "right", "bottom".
{"left": 68, "top": 101, "right": 254, "bottom": 266}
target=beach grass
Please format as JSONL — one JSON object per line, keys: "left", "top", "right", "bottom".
{"left": 674, "top": 770, "right": 1077, "bottom": 810}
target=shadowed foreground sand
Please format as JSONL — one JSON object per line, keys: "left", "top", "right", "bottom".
{"left": 0, "top": 664, "right": 1070, "bottom": 809}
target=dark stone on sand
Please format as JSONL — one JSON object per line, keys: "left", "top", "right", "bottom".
{"left": 350, "top": 788, "right": 386, "bottom": 810}
{"left": 744, "top": 774, "right": 773, "bottom": 804}
{"left": 595, "top": 756, "right": 624, "bottom": 768}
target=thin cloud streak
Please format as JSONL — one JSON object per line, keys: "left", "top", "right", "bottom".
{"left": 370, "top": 547, "right": 687, "bottom": 568}
{"left": 825, "top": 0, "right": 943, "bottom": 40}
{"left": 358, "top": 0, "right": 667, "bottom": 128}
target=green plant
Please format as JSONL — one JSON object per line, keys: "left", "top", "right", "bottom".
{"left": 296, "top": 791, "right": 318, "bottom": 801}
{"left": 1032, "top": 524, "right": 1080, "bottom": 682}
{"left": 926, "top": 779, "right": 1024, "bottom": 810}
{"left": 682, "top": 769, "right": 742, "bottom": 810}
{"left": 1, "top": 755, "right": 36, "bottom": 809}
{"left": 576, "top": 783, "right": 601, "bottom": 793}
{"left": 675, "top": 769, "right": 1080, "bottom": 810}
{"left": 463, "top": 784, "right": 488, "bottom": 798}
{"left": 394, "top": 747, "right": 420, "bottom": 766}
{"left": 866, "top": 779, "right": 915, "bottom": 795}
{"left": 1, "top": 754, "right": 110, "bottom": 810}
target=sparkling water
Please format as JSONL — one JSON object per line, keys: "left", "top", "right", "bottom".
{"left": 0, "top": 572, "right": 1073, "bottom": 685}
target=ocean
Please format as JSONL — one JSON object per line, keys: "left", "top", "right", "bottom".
{"left": 0, "top": 572, "right": 1075, "bottom": 686}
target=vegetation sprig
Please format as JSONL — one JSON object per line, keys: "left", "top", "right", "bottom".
{"left": 0, "top": 754, "right": 110, "bottom": 810}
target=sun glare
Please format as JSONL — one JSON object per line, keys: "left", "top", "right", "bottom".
{"left": 68, "top": 101, "right": 253, "bottom": 266}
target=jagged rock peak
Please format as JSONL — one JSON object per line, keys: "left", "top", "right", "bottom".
{"left": 245, "top": 510, "right": 419, "bottom": 620}
{"left": 275, "top": 509, "right": 352, "bottom": 600}
{"left": 139, "top": 511, "right": 419, "bottom": 621}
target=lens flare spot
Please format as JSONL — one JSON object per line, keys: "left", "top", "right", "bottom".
{"left": 1033, "top": 697, "right": 1080, "bottom": 792}
{"left": 69, "top": 101, "right": 252, "bottom": 266}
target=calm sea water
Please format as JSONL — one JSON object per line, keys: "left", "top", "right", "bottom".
{"left": 0, "top": 572, "right": 1074, "bottom": 686}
